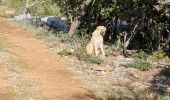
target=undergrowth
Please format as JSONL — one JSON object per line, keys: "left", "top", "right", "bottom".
{"left": 129, "top": 51, "right": 152, "bottom": 71}
{"left": 58, "top": 48, "right": 103, "bottom": 64}
{"left": 128, "top": 61, "right": 151, "bottom": 71}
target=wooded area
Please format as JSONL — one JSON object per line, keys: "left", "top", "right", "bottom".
{"left": 1, "top": 0, "right": 169, "bottom": 56}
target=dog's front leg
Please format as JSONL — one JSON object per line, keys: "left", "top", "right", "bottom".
{"left": 94, "top": 44, "right": 98, "bottom": 56}
{"left": 100, "top": 43, "right": 105, "bottom": 55}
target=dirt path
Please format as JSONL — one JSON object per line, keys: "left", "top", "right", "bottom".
{"left": 0, "top": 19, "right": 95, "bottom": 100}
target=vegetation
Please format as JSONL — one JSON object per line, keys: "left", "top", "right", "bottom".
{"left": 1, "top": 0, "right": 170, "bottom": 56}
{"left": 56, "top": 0, "right": 170, "bottom": 57}
{"left": 132, "top": 51, "right": 149, "bottom": 60}
{"left": 0, "top": 0, "right": 60, "bottom": 16}
{"left": 1, "top": 1, "right": 170, "bottom": 99}
{"left": 1, "top": 0, "right": 169, "bottom": 65}
{"left": 58, "top": 48, "right": 103, "bottom": 64}
{"left": 128, "top": 61, "right": 152, "bottom": 71}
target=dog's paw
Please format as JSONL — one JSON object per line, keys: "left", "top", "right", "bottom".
{"left": 100, "top": 54, "right": 106, "bottom": 58}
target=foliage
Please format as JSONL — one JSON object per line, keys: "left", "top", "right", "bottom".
{"left": 58, "top": 48, "right": 103, "bottom": 64}
{"left": 55, "top": 0, "right": 170, "bottom": 55}
{"left": 152, "top": 51, "right": 166, "bottom": 60}
{"left": 0, "top": 0, "right": 61, "bottom": 16}
{"left": 128, "top": 61, "right": 152, "bottom": 71}
{"left": 0, "top": 0, "right": 24, "bottom": 9}
{"left": 129, "top": 51, "right": 152, "bottom": 71}
{"left": 57, "top": 49, "right": 72, "bottom": 57}
{"left": 53, "top": 0, "right": 83, "bottom": 21}
{"left": 132, "top": 51, "right": 149, "bottom": 60}
{"left": 31, "top": 1, "right": 61, "bottom": 17}
{"left": 1, "top": 0, "right": 170, "bottom": 55}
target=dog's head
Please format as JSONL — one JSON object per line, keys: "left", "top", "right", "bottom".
{"left": 96, "top": 26, "right": 106, "bottom": 35}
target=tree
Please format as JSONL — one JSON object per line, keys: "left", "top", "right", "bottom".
{"left": 55, "top": 0, "right": 169, "bottom": 55}
{"left": 67, "top": 0, "right": 94, "bottom": 38}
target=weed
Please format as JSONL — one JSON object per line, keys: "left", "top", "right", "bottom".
{"left": 128, "top": 61, "right": 152, "bottom": 71}
{"left": 58, "top": 49, "right": 72, "bottom": 57}
{"left": 105, "top": 43, "right": 115, "bottom": 52}
{"left": 58, "top": 48, "right": 103, "bottom": 64}
{"left": 132, "top": 51, "right": 149, "bottom": 60}
{"left": 69, "top": 34, "right": 80, "bottom": 44}
{"left": 152, "top": 51, "right": 166, "bottom": 60}
{"left": 78, "top": 37, "right": 89, "bottom": 47}
{"left": 115, "top": 38, "right": 123, "bottom": 51}
{"left": 75, "top": 52, "right": 103, "bottom": 64}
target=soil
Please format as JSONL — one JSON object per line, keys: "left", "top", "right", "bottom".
{"left": 0, "top": 19, "right": 95, "bottom": 100}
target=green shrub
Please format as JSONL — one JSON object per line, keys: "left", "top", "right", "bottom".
{"left": 152, "top": 51, "right": 165, "bottom": 60}
{"left": 105, "top": 43, "right": 115, "bottom": 52}
{"left": 128, "top": 61, "right": 152, "bottom": 71}
{"left": 74, "top": 52, "right": 103, "bottom": 64}
{"left": 132, "top": 51, "right": 149, "bottom": 60}
{"left": 58, "top": 49, "right": 72, "bottom": 57}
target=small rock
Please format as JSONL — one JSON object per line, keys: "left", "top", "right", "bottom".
{"left": 29, "top": 98, "right": 34, "bottom": 100}
{"left": 111, "top": 61, "right": 120, "bottom": 67}
{"left": 90, "top": 68, "right": 107, "bottom": 75}
{"left": 70, "top": 48, "right": 74, "bottom": 53}
{"left": 5, "top": 10, "right": 15, "bottom": 15}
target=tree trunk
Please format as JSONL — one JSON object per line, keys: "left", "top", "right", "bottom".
{"left": 169, "top": 41, "right": 170, "bottom": 57}
{"left": 122, "top": 20, "right": 140, "bottom": 57}
{"left": 68, "top": 0, "right": 93, "bottom": 38}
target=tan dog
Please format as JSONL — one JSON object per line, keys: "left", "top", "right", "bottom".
{"left": 86, "top": 26, "right": 106, "bottom": 56}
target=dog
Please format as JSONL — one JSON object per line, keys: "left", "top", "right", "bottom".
{"left": 86, "top": 26, "right": 106, "bottom": 56}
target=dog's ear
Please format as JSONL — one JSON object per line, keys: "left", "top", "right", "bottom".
{"left": 102, "top": 26, "right": 106, "bottom": 32}
{"left": 96, "top": 26, "right": 106, "bottom": 35}
{"left": 96, "top": 26, "right": 101, "bottom": 31}
{"left": 99, "top": 26, "right": 106, "bottom": 33}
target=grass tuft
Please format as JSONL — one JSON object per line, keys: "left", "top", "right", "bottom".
{"left": 58, "top": 48, "right": 103, "bottom": 64}
{"left": 128, "top": 61, "right": 152, "bottom": 71}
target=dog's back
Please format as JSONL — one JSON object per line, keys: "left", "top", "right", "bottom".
{"left": 86, "top": 26, "right": 106, "bottom": 56}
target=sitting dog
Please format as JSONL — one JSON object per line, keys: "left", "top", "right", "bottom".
{"left": 86, "top": 26, "right": 106, "bottom": 56}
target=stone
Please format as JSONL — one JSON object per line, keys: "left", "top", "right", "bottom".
{"left": 5, "top": 10, "right": 15, "bottom": 15}
{"left": 13, "top": 13, "right": 33, "bottom": 21}
{"left": 111, "top": 61, "right": 120, "bottom": 67}
{"left": 70, "top": 49, "right": 74, "bottom": 53}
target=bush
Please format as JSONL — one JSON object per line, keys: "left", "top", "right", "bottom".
{"left": 132, "top": 51, "right": 149, "bottom": 60}
{"left": 128, "top": 61, "right": 152, "bottom": 71}
{"left": 152, "top": 51, "right": 166, "bottom": 60}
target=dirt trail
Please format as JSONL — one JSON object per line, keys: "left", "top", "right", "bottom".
{"left": 0, "top": 19, "right": 95, "bottom": 100}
